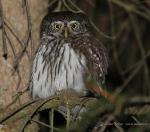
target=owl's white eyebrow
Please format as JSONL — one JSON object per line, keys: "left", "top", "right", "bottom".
{"left": 68, "top": 21, "right": 79, "bottom": 23}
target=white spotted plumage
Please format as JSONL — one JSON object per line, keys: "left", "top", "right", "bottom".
{"left": 30, "top": 43, "right": 87, "bottom": 99}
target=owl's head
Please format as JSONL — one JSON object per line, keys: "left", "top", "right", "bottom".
{"left": 40, "top": 11, "right": 93, "bottom": 40}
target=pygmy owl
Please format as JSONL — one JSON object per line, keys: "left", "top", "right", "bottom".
{"left": 29, "top": 11, "right": 108, "bottom": 99}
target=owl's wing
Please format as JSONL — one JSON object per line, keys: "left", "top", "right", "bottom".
{"left": 72, "top": 35, "right": 109, "bottom": 84}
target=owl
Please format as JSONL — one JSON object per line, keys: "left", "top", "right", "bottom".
{"left": 29, "top": 11, "right": 108, "bottom": 99}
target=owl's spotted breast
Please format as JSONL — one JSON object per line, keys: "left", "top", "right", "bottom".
{"left": 30, "top": 42, "right": 87, "bottom": 98}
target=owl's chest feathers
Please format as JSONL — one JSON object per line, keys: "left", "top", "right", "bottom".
{"left": 33, "top": 43, "right": 87, "bottom": 98}
{"left": 49, "top": 43, "right": 87, "bottom": 89}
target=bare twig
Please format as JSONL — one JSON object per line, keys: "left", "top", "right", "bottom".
{"left": 115, "top": 60, "right": 145, "bottom": 95}
{"left": 4, "top": 20, "right": 30, "bottom": 70}
{"left": 5, "top": 88, "right": 28, "bottom": 109}
{"left": 23, "top": 0, "right": 34, "bottom": 60}
{"left": 0, "top": 98, "right": 40, "bottom": 123}
{"left": 99, "top": 115, "right": 114, "bottom": 132}
{"left": 123, "top": 50, "right": 150, "bottom": 75}
{"left": 63, "top": 0, "right": 78, "bottom": 13}
{"left": 114, "top": 121, "right": 124, "bottom": 132}
{"left": 66, "top": 102, "right": 71, "bottom": 130}
{"left": 49, "top": 0, "right": 58, "bottom": 7}
{"left": 4, "top": 18, "right": 30, "bottom": 58}
{"left": 108, "top": 0, "right": 124, "bottom": 79}
{"left": 19, "top": 96, "right": 58, "bottom": 132}
{"left": 50, "top": 109, "right": 54, "bottom": 132}
{"left": 111, "top": 0, "right": 150, "bottom": 21}
{"left": 0, "top": 0, "right": 8, "bottom": 59}
{"left": 129, "top": 13, "right": 150, "bottom": 94}
{"left": 31, "top": 119, "right": 61, "bottom": 131}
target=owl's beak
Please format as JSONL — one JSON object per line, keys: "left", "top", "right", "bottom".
{"left": 64, "top": 28, "right": 68, "bottom": 39}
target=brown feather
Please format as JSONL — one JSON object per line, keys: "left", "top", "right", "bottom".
{"left": 71, "top": 35, "right": 109, "bottom": 84}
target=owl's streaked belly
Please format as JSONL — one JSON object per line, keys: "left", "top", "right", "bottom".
{"left": 31, "top": 43, "right": 87, "bottom": 98}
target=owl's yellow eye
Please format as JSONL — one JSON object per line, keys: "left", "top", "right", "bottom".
{"left": 70, "top": 23, "right": 80, "bottom": 31}
{"left": 51, "top": 23, "right": 62, "bottom": 31}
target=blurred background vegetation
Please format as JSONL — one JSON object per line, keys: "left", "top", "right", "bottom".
{"left": 0, "top": 0, "right": 150, "bottom": 131}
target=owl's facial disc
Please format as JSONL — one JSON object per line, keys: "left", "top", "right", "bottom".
{"left": 49, "top": 20, "right": 87, "bottom": 41}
